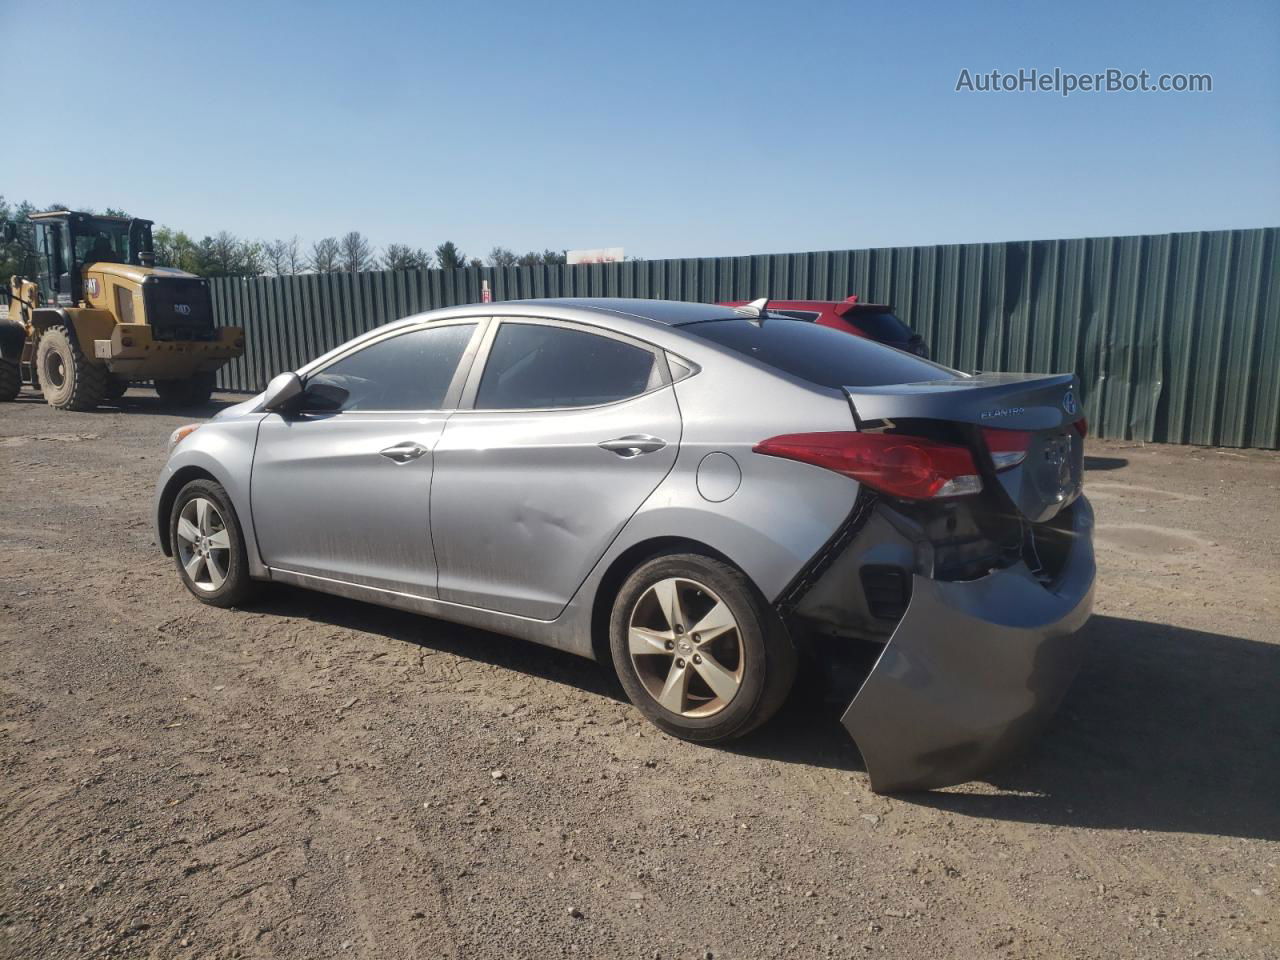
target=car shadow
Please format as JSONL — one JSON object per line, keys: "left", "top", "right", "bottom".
{"left": 245, "top": 586, "right": 1280, "bottom": 842}
{"left": 252, "top": 585, "right": 627, "bottom": 704}
{"left": 914, "top": 615, "right": 1280, "bottom": 841}
{"left": 736, "top": 615, "right": 1280, "bottom": 842}
{"left": 1083, "top": 455, "right": 1129, "bottom": 471}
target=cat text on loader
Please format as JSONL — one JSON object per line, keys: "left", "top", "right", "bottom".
{"left": 0, "top": 211, "right": 244, "bottom": 410}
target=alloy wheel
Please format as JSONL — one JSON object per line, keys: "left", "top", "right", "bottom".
{"left": 628, "top": 577, "right": 744, "bottom": 718}
{"left": 175, "top": 497, "right": 232, "bottom": 592}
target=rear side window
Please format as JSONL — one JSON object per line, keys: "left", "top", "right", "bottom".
{"left": 683, "top": 318, "right": 956, "bottom": 387}
{"left": 302, "top": 323, "right": 476, "bottom": 411}
{"left": 476, "top": 322, "right": 661, "bottom": 409}
{"left": 848, "top": 311, "right": 913, "bottom": 342}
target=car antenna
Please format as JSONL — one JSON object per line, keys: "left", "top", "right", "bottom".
{"left": 734, "top": 297, "right": 770, "bottom": 325}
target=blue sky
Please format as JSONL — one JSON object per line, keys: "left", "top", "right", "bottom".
{"left": 5, "top": 0, "right": 1277, "bottom": 259}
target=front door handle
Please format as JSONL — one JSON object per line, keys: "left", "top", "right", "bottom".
{"left": 598, "top": 435, "right": 667, "bottom": 458}
{"left": 379, "top": 441, "right": 428, "bottom": 464}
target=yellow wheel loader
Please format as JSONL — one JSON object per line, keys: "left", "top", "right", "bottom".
{"left": 0, "top": 211, "right": 244, "bottom": 410}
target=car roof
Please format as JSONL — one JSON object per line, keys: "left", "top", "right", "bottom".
{"left": 503, "top": 298, "right": 737, "bottom": 327}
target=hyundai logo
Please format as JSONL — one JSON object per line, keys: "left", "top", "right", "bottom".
{"left": 1062, "top": 390, "right": 1077, "bottom": 415}
{"left": 174, "top": 304, "right": 192, "bottom": 316}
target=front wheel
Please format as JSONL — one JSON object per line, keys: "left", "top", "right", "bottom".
{"left": 609, "top": 553, "right": 796, "bottom": 743}
{"left": 169, "top": 478, "right": 261, "bottom": 608}
{"left": 35, "top": 325, "right": 107, "bottom": 410}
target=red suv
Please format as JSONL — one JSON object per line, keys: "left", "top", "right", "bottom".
{"left": 720, "top": 297, "right": 929, "bottom": 358}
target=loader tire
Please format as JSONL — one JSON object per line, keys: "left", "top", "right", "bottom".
{"left": 0, "top": 359, "right": 19, "bottom": 401}
{"left": 185, "top": 372, "right": 216, "bottom": 406}
{"left": 103, "top": 376, "right": 130, "bottom": 401}
{"left": 155, "top": 372, "right": 215, "bottom": 407}
{"left": 35, "top": 325, "right": 106, "bottom": 411}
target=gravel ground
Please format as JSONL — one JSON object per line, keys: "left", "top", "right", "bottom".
{"left": 1, "top": 388, "right": 1278, "bottom": 960}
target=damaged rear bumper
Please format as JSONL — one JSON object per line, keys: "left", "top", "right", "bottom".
{"left": 842, "top": 497, "right": 1095, "bottom": 792}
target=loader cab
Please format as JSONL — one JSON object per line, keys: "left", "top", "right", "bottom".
{"left": 28, "top": 212, "right": 155, "bottom": 307}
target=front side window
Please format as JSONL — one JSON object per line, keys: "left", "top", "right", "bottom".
{"left": 301, "top": 323, "right": 477, "bottom": 412}
{"left": 475, "top": 322, "right": 661, "bottom": 410}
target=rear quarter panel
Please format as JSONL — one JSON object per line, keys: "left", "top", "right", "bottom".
{"left": 590, "top": 344, "right": 861, "bottom": 605}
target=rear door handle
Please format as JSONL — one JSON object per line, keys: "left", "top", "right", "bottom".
{"left": 379, "top": 441, "right": 428, "bottom": 463}
{"left": 598, "top": 435, "right": 667, "bottom": 458}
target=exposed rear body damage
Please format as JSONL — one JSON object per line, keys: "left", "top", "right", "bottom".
{"left": 778, "top": 371, "right": 1095, "bottom": 790}
{"left": 837, "top": 497, "right": 1094, "bottom": 791}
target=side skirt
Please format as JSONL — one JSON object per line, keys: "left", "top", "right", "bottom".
{"left": 266, "top": 567, "right": 593, "bottom": 658}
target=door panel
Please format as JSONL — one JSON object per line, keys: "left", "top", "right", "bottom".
{"left": 249, "top": 319, "right": 481, "bottom": 594}
{"left": 252, "top": 412, "right": 447, "bottom": 594}
{"left": 431, "top": 386, "right": 681, "bottom": 619}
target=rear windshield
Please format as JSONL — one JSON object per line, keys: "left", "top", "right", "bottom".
{"left": 683, "top": 318, "right": 957, "bottom": 388}
{"left": 849, "top": 311, "right": 913, "bottom": 341}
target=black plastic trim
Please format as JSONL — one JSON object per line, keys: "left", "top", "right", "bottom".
{"left": 775, "top": 488, "right": 879, "bottom": 616}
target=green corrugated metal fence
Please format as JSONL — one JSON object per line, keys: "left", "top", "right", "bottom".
{"left": 211, "top": 227, "right": 1279, "bottom": 449}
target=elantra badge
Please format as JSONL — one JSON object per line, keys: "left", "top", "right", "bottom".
{"left": 980, "top": 406, "right": 1025, "bottom": 420}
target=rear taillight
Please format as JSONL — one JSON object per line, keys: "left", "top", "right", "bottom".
{"left": 1073, "top": 417, "right": 1088, "bottom": 438}
{"left": 981, "top": 427, "right": 1033, "bottom": 471}
{"left": 753, "top": 431, "right": 982, "bottom": 499}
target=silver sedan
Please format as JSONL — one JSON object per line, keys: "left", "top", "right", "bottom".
{"left": 155, "top": 298, "right": 1095, "bottom": 791}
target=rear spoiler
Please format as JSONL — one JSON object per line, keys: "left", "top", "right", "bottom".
{"left": 832, "top": 296, "right": 893, "bottom": 318}
{"left": 845, "top": 372, "right": 1080, "bottom": 432}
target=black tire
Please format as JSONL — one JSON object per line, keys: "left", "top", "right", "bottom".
{"left": 168, "top": 478, "right": 262, "bottom": 608}
{"left": 185, "top": 372, "right": 216, "bottom": 406}
{"left": 155, "top": 372, "right": 215, "bottom": 407}
{"left": 609, "top": 552, "right": 797, "bottom": 743}
{"left": 103, "top": 376, "right": 129, "bottom": 401}
{"left": 154, "top": 378, "right": 190, "bottom": 404}
{"left": 35, "top": 325, "right": 107, "bottom": 411}
{"left": 0, "top": 359, "right": 19, "bottom": 401}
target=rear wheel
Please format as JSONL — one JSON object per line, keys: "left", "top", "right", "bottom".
{"left": 169, "top": 478, "right": 261, "bottom": 607}
{"left": 609, "top": 553, "right": 796, "bottom": 743}
{"left": 35, "top": 325, "right": 107, "bottom": 411}
{"left": 155, "top": 372, "right": 215, "bottom": 407}
{"left": 0, "top": 359, "right": 19, "bottom": 401}
{"left": 103, "top": 376, "right": 129, "bottom": 401}
{"left": 184, "top": 372, "right": 216, "bottom": 405}
{"left": 154, "top": 378, "right": 189, "bottom": 404}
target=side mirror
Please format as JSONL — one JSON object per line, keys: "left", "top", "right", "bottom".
{"left": 262, "top": 372, "right": 303, "bottom": 412}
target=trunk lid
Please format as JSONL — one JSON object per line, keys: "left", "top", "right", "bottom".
{"left": 845, "top": 372, "right": 1084, "bottom": 523}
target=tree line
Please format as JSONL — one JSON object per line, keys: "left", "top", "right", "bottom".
{"left": 1, "top": 196, "right": 569, "bottom": 283}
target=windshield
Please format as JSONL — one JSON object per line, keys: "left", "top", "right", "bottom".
{"left": 683, "top": 317, "right": 958, "bottom": 388}
{"left": 75, "top": 219, "right": 131, "bottom": 265}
